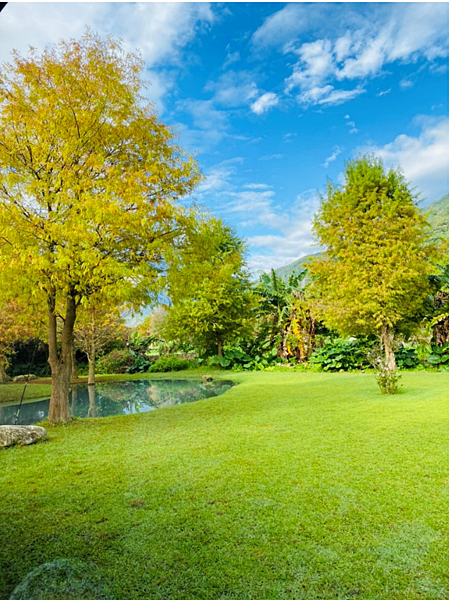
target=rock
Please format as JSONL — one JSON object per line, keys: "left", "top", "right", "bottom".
{"left": 202, "top": 375, "right": 213, "bottom": 382}
{"left": 0, "top": 425, "right": 46, "bottom": 448}
{"left": 12, "top": 374, "right": 37, "bottom": 382}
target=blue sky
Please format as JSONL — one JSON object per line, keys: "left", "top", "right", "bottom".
{"left": 0, "top": 2, "right": 448, "bottom": 272}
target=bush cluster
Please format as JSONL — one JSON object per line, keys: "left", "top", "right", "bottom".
{"left": 148, "top": 357, "right": 193, "bottom": 372}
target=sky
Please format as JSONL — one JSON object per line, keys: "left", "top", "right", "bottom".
{"left": 0, "top": 2, "right": 448, "bottom": 273}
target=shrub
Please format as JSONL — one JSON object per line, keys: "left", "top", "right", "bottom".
{"left": 148, "top": 356, "right": 191, "bottom": 372}
{"left": 424, "top": 343, "right": 449, "bottom": 369}
{"left": 97, "top": 350, "right": 135, "bottom": 374}
{"left": 210, "top": 340, "right": 279, "bottom": 371}
{"left": 395, "top": 346, "right": 420, "bottom": 369}
{"left": 309, "top": 338, "right": 370, "bottom": 371}
{"left": 371, "top": 356, "right": 402, "bottom": 394}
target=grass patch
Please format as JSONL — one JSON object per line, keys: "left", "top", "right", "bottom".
{"left": 0, "top": 371, "right": 448, "bottom": 599}
{"left": 0, "top": 383, "right": 52, "bottom": 404}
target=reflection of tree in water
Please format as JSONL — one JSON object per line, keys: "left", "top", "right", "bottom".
{"left": 0, "top": 380, "right": 234, "bottom": 425}
{"left": 73, "top": 380, "right": 234, "bottom": 417}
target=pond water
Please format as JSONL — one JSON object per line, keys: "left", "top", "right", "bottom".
{"left": 0, "top": 379, "right": 235, "bottom": 426}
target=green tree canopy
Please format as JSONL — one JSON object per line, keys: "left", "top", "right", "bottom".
{"left": 0, "top": 31, "right": 201, "bottom": 421}
{"left": 309, "top": 155, "right": 436, "bottom": 371}
{"left": 162, "top": 216, "right": 256, "bottom": 356}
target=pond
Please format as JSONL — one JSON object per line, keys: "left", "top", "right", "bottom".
{"left": 0, "top": 379, "right": 235, "bottom": 426}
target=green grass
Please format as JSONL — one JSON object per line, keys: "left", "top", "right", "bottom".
{"left": 0, "top": 371, "right": 448, "bottom": 599}
{"left": 0, "top": 382, "right": 52, "bottom": 403}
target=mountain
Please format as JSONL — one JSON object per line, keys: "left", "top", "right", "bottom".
{"left": 272, "top": 193, "right": 449, "bottom": 282}
{"left": 273, "top": 253, "right": 319, "bottom": 282}
{"left": 424, "top": 193, "right": 449, "bottom": 244}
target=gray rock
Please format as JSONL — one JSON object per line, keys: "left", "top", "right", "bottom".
{"left": 12, "top": 374, "right": 37, "bottom": 382}
{"left": 0, "top": 425, "right": 47, "bottom": 448}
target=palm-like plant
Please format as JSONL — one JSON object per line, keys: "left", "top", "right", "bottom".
{"left": 255, "top": 269, "right": 316, "bottom": 361}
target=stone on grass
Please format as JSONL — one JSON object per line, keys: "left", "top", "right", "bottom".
{"left": 0, "top": 425, "right": 47, "bottom": 448}
{"left": 9, "top": 558, "right": 113, "bottom": 600}
{"left": 12, "top": 374, "right": 37, "bottom": 382}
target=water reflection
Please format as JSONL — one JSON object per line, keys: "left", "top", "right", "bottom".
{"left": 0, "top": 379, "right": 234, "bottom": 425}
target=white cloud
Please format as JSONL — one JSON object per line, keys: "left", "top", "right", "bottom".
{"left": 280, "top": 2, "right": 448, "bottom": 107}
{"left": 323, "top": 146, "right": 343, "bottom": 168}
{"left": 245, "top": 190, "right": 322, "bottom": 272}
{"left": 377, "top": 89, "right": 391, "bottom": 97}
{"left": 362, "top": 116, "right": 449, "bottom": 202}
{"left": 0, "top": 3, "right": 215, "bottom": 65}
{"left": 244, "top": 183, "right": 272, "bottom": 190}
{"left": 204, "top": 71, "right": 258, "bottom": 108}
{"left": 251, "top": 4, "right": 310, "bottom": 49}
{"left": 297, "top": 85, "right": 364, "bottom": 107}
{"left": 259, "top": 153, "right": 285, "bottom": 161}
{"left": 250, "top": 92, "right": 279, "bottom": 115}
{"left": 0, "top": 3, "right": 215, "bottom": 112}
{"left": 222, "top": 46, "right": 240, "bottom": 69}
{"left": 400, "top": 78, "right": 414, "bottom": 90}
{"left": 197, "top": 157, "right": 244, "bottom": 195}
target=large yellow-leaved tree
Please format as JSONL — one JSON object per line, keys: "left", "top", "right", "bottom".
{"left": 0, "top": 32, "right": 201, "bottom": 422}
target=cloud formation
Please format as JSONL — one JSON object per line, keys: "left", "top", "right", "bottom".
{"left": 250, "top": 92, "right": 280, "bottom": 115}
{"left": 362, "top": 116, "right": 449, "bottom": 202}
{"left": 254, "top": 2, "right": 448, "bottom": 108}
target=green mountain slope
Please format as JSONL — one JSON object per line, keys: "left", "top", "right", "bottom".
{"left": 272, "top": 193, "right": 449, "bottom": 281}
{"left": 424, "top": 194, "right": 449, "bottom": 244}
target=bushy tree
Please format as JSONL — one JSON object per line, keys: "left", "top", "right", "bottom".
{"left": 309, "top": 156, "right": 435, "bottom": 376}
{"left": 163, "top": 216, "right": 256, "bottom": 356}
{"left": 74, "top": 304, "right": 126, "bottom": 385}
{"left": 0, "top": 32, "right": 200, "bottom": 421}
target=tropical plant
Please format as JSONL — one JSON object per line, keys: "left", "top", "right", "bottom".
{"left": 255, "top": 269, "right": 317, "bottom": 361}
{"left": 309, "top": 338, "right": 371, "bottom": 371}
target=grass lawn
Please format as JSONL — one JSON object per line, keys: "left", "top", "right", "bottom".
{"left": 0, "top": 371, "right": 448, "bottom": 599}
{"left": 0, "top": 383, "right": 52, "bottom": 404}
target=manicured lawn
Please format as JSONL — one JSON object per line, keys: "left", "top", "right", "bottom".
{"left": 0, "top": 371, "right": 448, "bottom": 599}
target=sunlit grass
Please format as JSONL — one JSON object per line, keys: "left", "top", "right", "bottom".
{"left": 0, "top": 371, "right": 448, "bottom": 599}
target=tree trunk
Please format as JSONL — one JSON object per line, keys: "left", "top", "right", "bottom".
{"left": 217, "top": 341, "right": 223, "bottom": 357}
{"left": 48, "top": 292, "right": 77, "bottom": 423}
{"left": 88, "top": 356, "right": 95, "bottom": 386}
{"left": 380, "top": 328, "right": 396, "bottom": 371}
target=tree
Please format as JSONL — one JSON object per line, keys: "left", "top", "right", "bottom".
{"left": 309, "top": 156, "right": 434, "bottom": 373}
{"left": 0, "top": 301, "right": 40, "bottom": 382}
{"left": 163, "top": 216, "right": 256, "bottom": 356}
{"left": 0, "top": 32, "right": 201, "bottom": 422}
{"left": 74, "top": 304, "right": 126, "bottom": 385}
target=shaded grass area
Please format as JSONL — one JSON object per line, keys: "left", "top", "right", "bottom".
{"left": 0, "top": 372, "right": 448, "bottom": 599}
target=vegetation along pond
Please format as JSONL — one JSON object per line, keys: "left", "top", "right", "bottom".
{"left": 0, "top": 379, "right": 235, "bottom": 425}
